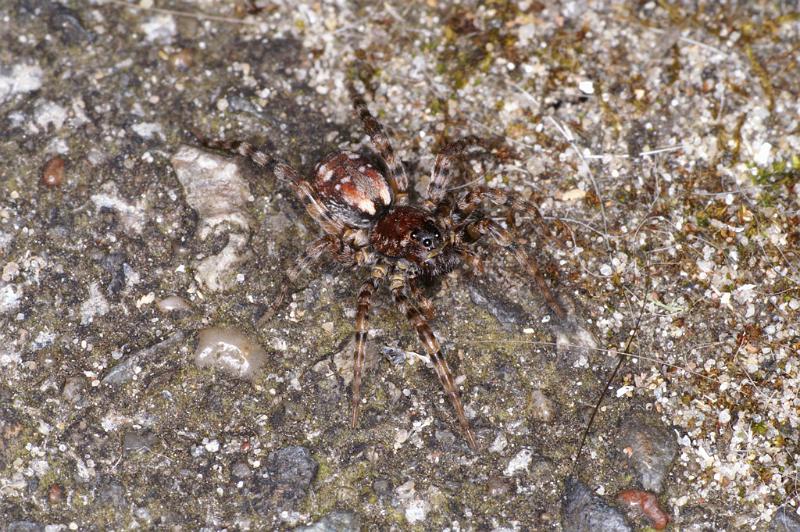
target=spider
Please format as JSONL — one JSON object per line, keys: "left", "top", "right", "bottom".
{"left": 194, "top": 83, "right": 578, "bottom": 451}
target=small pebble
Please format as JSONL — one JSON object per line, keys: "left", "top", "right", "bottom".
{"left": 247, "top": 445, "right": 318, "bottom": 516}
{"left": 562, "top": 476, "right": 631, "bottom": 532}
{"left": 372, "top": 479, "right": 392, "bottom": 499}
{"left": 122, "top": 430, "right": 154, "bottom": 454}
{"left": 529, "top": 389, "right": 557, "bottom": 422}
{"left": 294, "top": 511, "right": 361, "bottom": 532}
{"left": 504, "top": 448, "right": 533, "bottom": 476}
{"left": 1, "top": 262, "right": 19, "bottom": 282}
{"left": 769, "top": 507, "right": 800, "bottom": 531}
{"left": 194, "top": 327, "right": 267, "bottom": 381}
{"left": 169, "top": 48, "right": 194, "bottom": 71}
{"left": 618, "top": 414, "right": 677, "bottom": 492}
{"left": 48, "top": 483, "right": 63, "bottom": 504}
{"left": 62, "top": 377, "right": 85, "bottom": 403}
{"left": 487, "top": 475, "right": 510, "bottom": 496}
{"left": 231, "top": 461, "right": 251, "bottom": 479}
{"left": 156, "top": 295, "right": 193, "bottom": 314}
{"left": 578, "top": 80, "right": 595, "bottom": 94}
{"left": 489, "top": 432, "right": 508, "bottom": 453}
{"left": 41, "top": 156, "right": 65, "bottom": 187}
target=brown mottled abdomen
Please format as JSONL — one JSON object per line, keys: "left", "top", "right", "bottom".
{"left": 314, "top": 152, "right": 393, "bottom": 228}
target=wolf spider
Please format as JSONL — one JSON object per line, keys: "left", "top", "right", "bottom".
{"left": 195, "top": 83, "right": 580, "bottom": 451}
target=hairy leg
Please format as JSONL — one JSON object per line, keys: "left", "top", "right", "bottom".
{"left": 257, "top": 235, "right": 349, "bottom": 326}
{"left": 390, "top": 268, "right": 478, "bottom": 450}
{"left": 426, "top": 136, "right": 489, "bottom": 207}
{"left": 347, "top": 83, "right": 409, "bottom": 203}
{"left": 192, "top": 133, "right": 346, "bottom": 236}
{"left": 456, "top": 185, "right": 552, "bottom": 240}
{"left": 455, "top": 245, "right": 485, "bottom": 275}
{"left": 351, "top": 264, "right": 388, "bottom": 427}
{"left": 467, "top": 218, "right": 568, "bottom": 322}
{"left": 408, "top": 277, "right": 435, "bottom": 320}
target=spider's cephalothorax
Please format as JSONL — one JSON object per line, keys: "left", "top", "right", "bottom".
{"left": 195, "top": 83, "right": 572, "bottom": 451}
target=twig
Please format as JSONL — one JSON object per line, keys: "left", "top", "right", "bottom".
{"left": 108, "top": 0, "right": 262, "bottom": 25}
{"left": 572, "top": 274, "right": 650, "bottom": 472}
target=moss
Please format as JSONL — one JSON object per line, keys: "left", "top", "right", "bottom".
{"left": 751, "top": 158, "right": 800, "bottom": 187}
{"left": 752, "top": 422, "right": 769, "bottom": 436}
{"left": 744, "top": 43, "right": 776, "bottom": 112}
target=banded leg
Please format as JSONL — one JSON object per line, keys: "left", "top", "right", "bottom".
{"left": 457, "top": 186, "right": 552, "bottom": 240}
{"left": 426, "top": 135, "right": 487, "bottom": 206}
{"left": 390, "top": 271, "right": 478, "bottom": 450}
{"left": 351, "top": 264, "right": 388, "bottom": 427}
{"left": 455, "top": 245, "right": 485, "bottom": 275}
{"left": 347, "top": 83, "right": 409, "bottom": 203}
{"left": 257, "top": 236, "right": 345, "bottom": 326}
{"left": 291, "top": 180, "right": 346, "bottom": 236}
{"left": 191, "top": 135, "right": 297, "bottom": 183}
{"left": 468, "top": 219, "right": 568, "bottom": 322}
{"left": 192, "top": 132, "right": 346, "bottom": 236}
{"left": 408, "top": 277, "right": 435, "bottom": 320}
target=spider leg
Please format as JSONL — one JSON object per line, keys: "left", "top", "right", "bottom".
{"left": 257, "top": 235, "right": 348, "bottom": 326}
{"left": 292, "top": 180, "right": 347, "bottom": 236}
{"left": 426, "top": 136, "right": 489, "bottom": 207}
{"left": 351, "top": 263, "right": 388, "bottom": 428}
{"left": 191, "top": 134, "right": 300, "bottom": 185}
{"left": 347, "top": 82, "right": 409, "bottom": 203}
{"left": 455, "top": 245, "right": 485, "bottom": 275}
{"left": 192, "top": 132, "right": 347, "bottom": 236}
{"left": 467, "top": 218, "right": 568, "bottom": 322}
{"left": 408, "top": 277, "right": 435, "bottom": 320}
{"left": 390, "top": 268, "right": 478, "bottom": 450}
{"left": 457, "top": 186, "right": 552, "bottom": 240}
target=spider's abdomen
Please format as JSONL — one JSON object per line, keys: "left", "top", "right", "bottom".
{"left": 314, "top": 152, "right": 392, "bottom": 228}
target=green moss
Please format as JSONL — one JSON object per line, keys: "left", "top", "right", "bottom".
{"left": 751, "top": 158, "right": 800, "bottom": 187}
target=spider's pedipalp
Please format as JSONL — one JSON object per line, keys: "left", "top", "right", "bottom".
{"left": 391, "top": 269, "right": 478, "bottom": 450}
{"left": 347, "top": 82, "right": 409, "bottom": 203}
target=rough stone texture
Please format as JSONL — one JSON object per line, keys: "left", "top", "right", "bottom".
{"left": 771, "top": 507, "right": 800, "bottom": 532}
{"left": 562, "top": 477, "right": 632, "bottom": 532}
{"left": 617, "top": 412, "right": 678, "bottom": 492}
{"left": 1, "top": 1, "right": 798, "bottom": 529}
{"left": 468, "top": 282, "right": 528, "bottom": 330}
{"left": 171, "top": 145, "right": 253, "bottom": 238}
{"left": 245, "top": 446, "right": 319, "bottom": 518}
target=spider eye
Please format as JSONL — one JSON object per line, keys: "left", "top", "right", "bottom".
{"left": 410, "top": 230, "right": 419, "bottom": 241}
{"left": 423, "top": 238, "right": 432, "bottom": 248}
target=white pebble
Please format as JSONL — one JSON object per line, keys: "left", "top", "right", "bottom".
{"left": 194, "top": 327, "right": 267, "bottom": 381}
{"left": 578, "top": 80, "right": 595, "bottom": 94}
